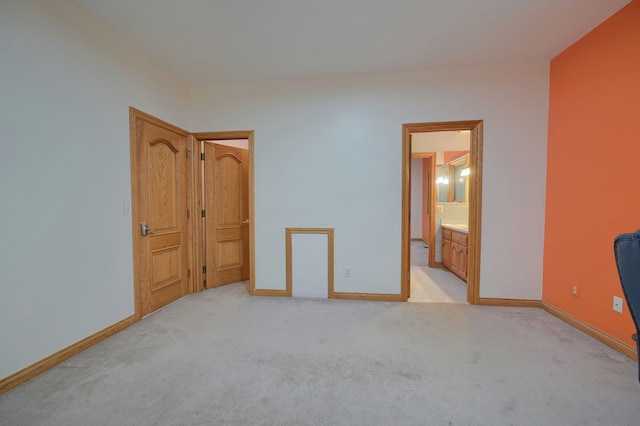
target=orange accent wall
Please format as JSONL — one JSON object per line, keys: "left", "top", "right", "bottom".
{"left": 543, "top": 0, "right": 640, "bottom": 346}
{"left": 422, "top": 159, "right": 430, "bottom": 241}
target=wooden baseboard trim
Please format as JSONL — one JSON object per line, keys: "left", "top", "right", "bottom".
{"left": 477, "top": 298, "right": 542, "bottom": 307}
{"left": 331, "top": 292, "right": 403, "bottom": 302}
{"left": 253, "top": 289, "right": 291, "bottom": 297}
{"left": 0, "top": 315, "right": 137, "bottom": 395}
{"left": 541, "top": 301, "right": 637, "bottom": 361}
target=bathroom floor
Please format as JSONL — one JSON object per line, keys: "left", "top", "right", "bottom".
{"left": 409, "top": 240, "right": 467, "bottom": 303}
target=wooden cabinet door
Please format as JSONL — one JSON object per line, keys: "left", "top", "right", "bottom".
{"left": 442, "top": 239, "right": 451, "bottom": 267}
{"left": 458, "top": 244, "right": 468, "bottom": 280}
{"left": 442, "top": 228, "right": 468, "bottom": 282}
{"left": 450, "top": 241, "right": 468, "bottom": 282}
{"left": 451, "top": 242, "right": 462, "bottom": 276}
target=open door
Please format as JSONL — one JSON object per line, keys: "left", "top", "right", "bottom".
{"left": 130, "top": 108, "right": 191, "bottom": 317}
{"left": 204, "top": 142, "right": 250, "bottom": 287}
{"left": 410, "top": 152, "right": 437, "bottom": 268}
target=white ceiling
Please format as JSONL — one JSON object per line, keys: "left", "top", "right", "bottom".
{"left": 412, "top": 131, "right": 470, "bottom": 154}
{"left": 70, "top": 0, "right": 629, "bottom": 86}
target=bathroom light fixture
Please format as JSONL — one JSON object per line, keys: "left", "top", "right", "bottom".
{"left": 436, "top": 176, "right": 449, "bottom": 184}
{"left": 460, "top": 167, "right": 470, "bottom": 176}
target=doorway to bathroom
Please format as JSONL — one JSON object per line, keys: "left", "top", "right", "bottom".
{"left": 401, "top": 121, "right": 483, "bottom": 304}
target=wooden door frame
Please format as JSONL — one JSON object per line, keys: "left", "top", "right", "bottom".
{"left": 409, "top": 152, "right": 437, "bottom": 268}
{"left": 129, "top": 108, "right": 194, "bottom": 320}
{"left": 192, "top": 131, "right": 255, "bottom": 295}
{"left": 401, "top": 120, "right": 483, "bottom": 304}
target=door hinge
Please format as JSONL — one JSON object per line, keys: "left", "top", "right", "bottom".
{"left": 187, "top": 209, "right": 190, "bottom": 219}
{"left": 201, "top": 210, "right": 206, "bottom": 218}
{"left": 188, "top": 268, "right": 191, "bottom": 278}
{"left": 202, "top": 265, "right": 207, "bottom": 274}
{"left": 187, "top": 147, "right": 192, "bottom": 159}
{"left": 200, "top": 153, "right": 205, "bottom": 161}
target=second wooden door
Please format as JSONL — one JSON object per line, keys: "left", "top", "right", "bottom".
{"left": 204, "top": 143, "right": 249, "bottom": 287}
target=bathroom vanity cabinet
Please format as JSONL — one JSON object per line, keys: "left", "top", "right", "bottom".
{"left": 441, "top": 225, "right": 468, "bottom": 282}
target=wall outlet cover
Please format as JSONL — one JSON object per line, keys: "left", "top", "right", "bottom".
{"left": 613, "top": 296, "right": 624, "bottom": 313}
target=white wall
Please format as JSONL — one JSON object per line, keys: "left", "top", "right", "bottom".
{"left": 189, "top": 63, "right": 549, "bottom": 299}
{"left": 440, "top": 203, "right": 469, "bottom": 226}
{"left": 410, "top": 158, "right": 423, "bottom": 239}
{"left": 0, "top": 0, "right": 189, "bottom": 379}
{"left": 291, "top": 234, "right": 329, "bottom": 298}
{"left": 0, "top": 0, "right": 550, "bottom": 381}
{"left": 412, "top": 131, "right": 470, "bottom": 152}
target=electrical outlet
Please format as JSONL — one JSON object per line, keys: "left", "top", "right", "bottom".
{"left": 613, "top": 296, "right": 624, "bottom": 313}
{"left": 572, "top": 285, "right": 579, "bottom": 297}
{"left": 344, "top": 266, "right": 351, "bottom": 278}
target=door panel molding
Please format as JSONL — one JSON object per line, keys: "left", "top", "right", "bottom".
{"left": 129, "top": 107, "right": 192, "bottom": 319}
{"left": 205, "top": 143, "right": 249, "bottom": 287}
{"left": 402, "top": 120, "right": 483, "bottom": 304}
{"left": 285, "top": 227, "right": 334, "bottom": 298}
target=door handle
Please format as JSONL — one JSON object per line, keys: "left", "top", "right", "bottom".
{"left": 243, "top": 220, "right": 249, "bottom": 225}
{"left": 140, "top": 221, "right": 155, "bottom": 236}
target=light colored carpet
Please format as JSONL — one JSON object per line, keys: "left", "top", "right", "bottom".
{"left": 0, "top": 282, "right": 638, "bottom": 425}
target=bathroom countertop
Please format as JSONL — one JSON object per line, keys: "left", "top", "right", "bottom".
{"left": 441, "top": 223, "right": 469, "bottom": 234}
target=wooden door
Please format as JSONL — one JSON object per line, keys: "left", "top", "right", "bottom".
{"left": 407, "top": 155, "right": 411, "bottom": 300}
{"left": 204, "top": 143, "right": 249, "bottom": 287}
{"left": 131, "top": 109, "right": 190, "bottom": 317}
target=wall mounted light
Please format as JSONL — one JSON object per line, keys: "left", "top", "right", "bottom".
{"left": 460, "top": 167, "right": 470, "bottom": 177}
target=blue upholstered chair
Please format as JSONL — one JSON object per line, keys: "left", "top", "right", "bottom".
{"left": 613, "top": 230, "right": 640, "bottom": 382}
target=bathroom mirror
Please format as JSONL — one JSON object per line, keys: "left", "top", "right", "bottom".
{"left": 451, "top": 154, "right": 469, "bottom": 202}
{"left": 437, "top": 154, "right": 469, "bottom": 203}
{"left": 454, "top": 164, "right": 467, "bottom": 202}
{"left": 436, "top": 164, "right": 453, "bottom": 202}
